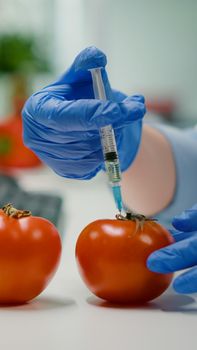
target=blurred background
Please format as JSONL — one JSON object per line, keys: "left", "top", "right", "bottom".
{"left": 0, "top": 0, "right": 196, "bottom": 226}
{"left": 0, "top": 0, "right": 197, "bottom": 124}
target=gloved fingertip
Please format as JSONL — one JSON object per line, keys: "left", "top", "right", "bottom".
{"left": 74, "top": 46, "right": 107, "bottom": 71}
{"left": 130, "top": 94, "right": 145, "bottom": 103}
{"left": 172, "top": 215, "right": 185, "bottom": 229}
{"left": 146, "top": 252, "right": 167, "bottom": 273}
{"left": 173, "top": 277, "right": 189, "bottom": 294}
{"left": 172, "top": 215, "right": 195, "bottom": 232}
{"left": 120, "top": 98, "right": 146, "bottom": 124}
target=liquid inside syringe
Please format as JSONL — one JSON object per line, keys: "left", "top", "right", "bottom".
{"left": 100, "top": 125, "right": 121, "bottom": 183}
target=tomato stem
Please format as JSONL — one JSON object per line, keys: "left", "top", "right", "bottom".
{"left": 2, "top": 203, "right": 31, "bottom": 219}
{"left": 116, "top": 211, "right": 157, "bottom": 231}
{"left": 116, "top": 211, "right": 156, "bottom": 222}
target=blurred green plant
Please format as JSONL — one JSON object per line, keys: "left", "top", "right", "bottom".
{"left": 0, "top": 34, "right": 51, "bottom": 73}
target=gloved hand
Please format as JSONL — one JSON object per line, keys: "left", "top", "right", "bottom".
{"left": 147, "top": 204, "right": 197, "bottom": 294}
{"left": 22, "top": 46, "right": 146, "bottom": 179}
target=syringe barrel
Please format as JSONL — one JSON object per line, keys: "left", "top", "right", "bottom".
{"left": 100, "top": 125, "right": 121, "bottom": 183}
{"left": 90, "top": 68, "right": 122, "bottom": 185}
{"left": 100, "top": 125, "right": 118, "bottom": 154}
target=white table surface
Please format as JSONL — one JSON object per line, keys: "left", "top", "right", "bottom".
{"left": 0, "top": 167, "right": 196, "bottom": 350}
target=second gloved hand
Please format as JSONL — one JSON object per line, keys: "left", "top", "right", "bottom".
{"left": 147, "top": 204, "right": 197, "bottom": 294}
{"left": 22, "top": 46, "right": 146, "bottom": 179}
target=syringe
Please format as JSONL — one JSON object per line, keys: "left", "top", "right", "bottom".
{"left": 89, "top": 68, "right": 123, "bottom": 212}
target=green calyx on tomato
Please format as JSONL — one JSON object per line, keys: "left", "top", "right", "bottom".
{"left": 2, "top": 203, "right": 31, "bottom": 219}
{"left": 116, "top": 211, "right": 157, "bottom": 231}
{"left": 0, "top": 136, "right": 12, "bottom": 155}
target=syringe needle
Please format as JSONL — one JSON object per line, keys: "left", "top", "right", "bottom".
{"left": 112, "top": 184, "right": 122, "bottom": 213}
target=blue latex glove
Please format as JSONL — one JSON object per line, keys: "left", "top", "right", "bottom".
{"left": 147, "top": 204, "right": 197, "bottom": 294}
{"left": 22, "top": 46, "right": 146, "bottom": 179}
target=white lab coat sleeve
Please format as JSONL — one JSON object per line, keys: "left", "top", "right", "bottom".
{"left": 150, "top": 124, "right": 197, "bottom": 226}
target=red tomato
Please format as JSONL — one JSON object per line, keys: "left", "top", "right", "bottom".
{"left": 76, "top": 214, "right": 174, "bottom": 304}
{"left": 0, "top": 204, "right": 62, "bottom": 304}
{"left": 0, "top": 115, "right": 41, "bottom": 170}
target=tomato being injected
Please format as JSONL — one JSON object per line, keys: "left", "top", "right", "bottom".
{"left": 76, "top": 212, "right": 174, "bottom": 304}
{"left": 0, "top": 204, "right": 62, "bottom": 304}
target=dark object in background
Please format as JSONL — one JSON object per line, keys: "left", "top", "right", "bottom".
{"left": 0, "top": 33, "right": 51, "bottom": 114}
{"left": 0, "top": 34, "right": 52, "bottom": 170}
{"left": 0, "top": 34, "right": 50, "bottom": 73}
{"left": 0, "top": 173, "right": 63, "bottom": 230}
